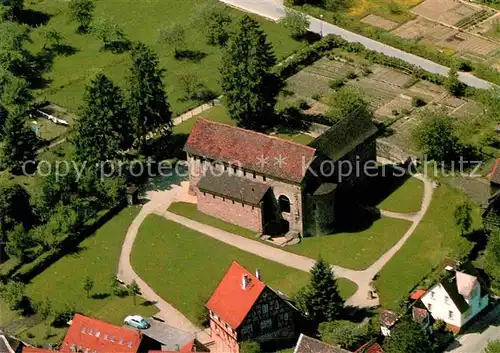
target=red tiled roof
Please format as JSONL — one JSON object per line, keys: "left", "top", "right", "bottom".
{"left": 489, "top": 159, "right": 500, "bottom": 184}
{"left": 150, "top": 339, "right": 208, "bottom": 353}
{"left": 354, "top": 340, "right": 384, "bottom": 353}
{"left": 23, "top": 348, "right": 55, "bottom": 353}
{"left": 206, "top": 261, "right": 265, "bottom": 329}
{"left": 60, "top": 314, "right": 142, "bottom": 353}
{"left": 410, "top": 289, "right": 426, "bottom": 300}
{"left": 184, "top": 118, "right": 317, "bottom": 183}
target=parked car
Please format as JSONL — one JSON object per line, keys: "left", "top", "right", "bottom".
{"left": 124, "top": 315, "right": 150, "bottom": 329}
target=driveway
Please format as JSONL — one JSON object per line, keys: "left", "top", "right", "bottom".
{"left": 446, "top": 302, "right": 500, "bottom": 353}
{"left": 220, "top": 0, "right": 493, "bottom": 89}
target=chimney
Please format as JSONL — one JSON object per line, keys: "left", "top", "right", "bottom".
{"left": 242, "top": 273, "right": 249, "bottom": 290}
{"left": 256, "top": 268, "right": 261, "bottom": 281}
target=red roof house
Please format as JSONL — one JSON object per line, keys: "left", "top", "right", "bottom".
{"left": 60, "top": 314, "right": 143, "bottom": 353}
{"left": 354, "top": 339, "right": 384, "bottom": 353}
{"left": 206, "top": 261, "right": 301, "bottom": 353}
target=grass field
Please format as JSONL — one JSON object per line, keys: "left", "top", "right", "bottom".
{"left": 18, "top": 207, "right": 157, "bottom": 345}
{"left": 131, "top": 215, "right": 358, "bottom": 324}
{"left": 374, "top": 184, "right": 479, "bottom": 310}
{"left": 26, "top": 0, "right": 305, "bottom": 116}
{"left": 168, "top": 202, "right": 257, "bottom": 238}
{"left": 348, "top": 0, "right": 422, "bottom": 22}
{"left": 377, "top": 177, "right": 424, "bottom": 213}
{"left": 287, "top": 217, "right": 412, "bottom": 270}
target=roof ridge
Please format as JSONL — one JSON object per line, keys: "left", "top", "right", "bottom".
{"left": 197, "top": 117, "right": 317, "bottom": 152}
{"left": 490, "top": 158, "right": 500, "bottom": 181}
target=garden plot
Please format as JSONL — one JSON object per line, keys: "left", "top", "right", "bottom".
{"left": 361, "top": 14, "right": 398, "bottom": 30}
{"left": 380, "top": 115, "right": 420, "bottom": 152}
{"left": 438, "top": 95, "right": 466, "bottom": 109}
{"left": 286, "top": 70, "right": 331, "bottom": 98}
{"left": 374, "top": 94, "right": 414, "bottom": 118}
{"left": 370, "top": 65, "right": 413, "bottom": 87}
{"left": 348, "top": 77, "right": 401, "bottom": 108}
{"left": 303, "top": 57, "right": 358, "bottom": 79}
{"left": 411, "top": 0, "right": 481, "bottom": 26}
{"left": 392, "top": 17, "right": 449, "bottom": 40}
{"left": 450, "top": 101, "right": 483, "bottom": 118}
{"left": 436, "top": 32, "right": 499, "bottom": 59}
{"left": 407, "top": 80, "right": 447, "bottom": 103}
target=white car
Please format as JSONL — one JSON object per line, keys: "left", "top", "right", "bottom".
{"left": 124, "top": 315, "right": 150, "bottom": 329}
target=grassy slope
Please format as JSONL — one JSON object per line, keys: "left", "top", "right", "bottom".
{"left": 131, "top": 215, "right": 358, "bottom": 323}
{"left": 27, "top": 0, "right": 305, "bottom": 115}
{"left": 287, "top": 217, "right": 412, "bottom": 270}
{"left": 374, "top": 184, "right": 479, "bottom": 310}
{"left": 378, "top": 177, "right": 424, "bottom": 213}
{"left": 23, "top": 207, "right": 157, "bottom": 344}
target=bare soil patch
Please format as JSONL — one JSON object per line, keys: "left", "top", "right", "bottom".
{"left": 361, "top": 14, "right": 399, "bottom": 30}
{"left": 412, "top": 0, "right": 479, "bottom": 26}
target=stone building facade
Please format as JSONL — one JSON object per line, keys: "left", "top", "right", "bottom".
{"left": 184, "top": 115, "right": 377, "bottom": 237}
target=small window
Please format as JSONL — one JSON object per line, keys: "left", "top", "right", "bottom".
{"left": 203, "top": 192, "right": 206, "bottom": 196}
{"left": 95, "top": 332, "right": 100, "bottom": 338}
{"left": 243, "top": 170, "right": 246, "bottom": 176}
{"left": 279, "top": 195, "right": 291, "bottom": 213}
{"left": 110, "top": 337, "right": 115, "bottom": 342}
{"left": 81, "top": 327, "right": 86, "bottom": 334}
{"left": 222, "top": 197, "right": 225, "bottom": 202}
{"left": 119, "top": 338, "right": 124, "bottom": 345}
{"left": 232, "top": 200, "right": 235, "bottom": 204}
{"left": 431, "top": 291, "right": 435, "bottom": 299}
{"left": 233, "top": 167, "right": 237, "bottom": 174}
{"left": 88, "top": 329, "right": 94, "bottom": 335}
{"left": 445, "top": 296, "right": 449, "bottom": 304}
{"left": 448, "top": 311, "right": 453, "bottom": 319}
{"left": 263, "top": 176, "right": 266, "bottom": 181}
{"left": 262, "top": 303, "right": 268, "bottom": 314}
{"left": 213, "top": 194, "right": 215, "bottom": 199}
{"left": 253, "top": 172, "right": 256, "bottom": 178}
{"left": 128, "top": 342, "right": 133, "bottom": 348}
{"left": 104, "top": 334, "right": 109, "bottom": 340}
{"left": 242, "top": 203, "right": 244, "bottom": 207}
{"left": 428, "top": 303, "right": 432, "bottom": 311}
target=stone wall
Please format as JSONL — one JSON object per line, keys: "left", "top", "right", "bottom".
{"left": 377, "top": 140, "right": 417, "bottom": 163}
{"left": 197, "top": 192, "right": 262, "bottom": 233}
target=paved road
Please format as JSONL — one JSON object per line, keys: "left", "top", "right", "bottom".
{"left": 446, "top": 302, "right": 500, "bottom": 353}
{"left": 220, "top": 0, "right": 494, "bottom": 89}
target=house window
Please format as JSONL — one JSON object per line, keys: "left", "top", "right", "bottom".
{"left": 253, "top": 172, "right": 256, "bottom": 178}
{"left": 445, "top": 296, "right": 449, "bottom": 304}
{"left": 232, "top": 200, "right": 235, "bottom": 204}
{"left": 428, "top": 303, "right": 432, "bottom": 311}
{"left": 263, "top": 176, "right": 266, "bottom": 181}
{"left": 260, "top": 318, "right": 272, "bottom": 331}
{"left": 243, "top": 170, "right": 246, "bottom": 176}
{"left": 262, "top": 304, "right": 268, "bottom": 314}
{"left": 431, "top": 291, "right": 435, "bottom": 299}
{"left": 448, "top": 311, "right": 453, "bottom": 319}
{"left": 233, "top": 167, "right": 237, "bottom": 174}
{"left": 279, "top": 195, "right": 291, "bottom": 213}
{"left": 213, "top": 194, "right": 215, "bottom": 199}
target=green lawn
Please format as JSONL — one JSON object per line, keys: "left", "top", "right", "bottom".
{"left": 168, "top": 202, "right": 257, "bottom": 238}
{"left": 287, "top": 217, "right": 412, "bottom": 270}
{"left": 377, "top": 177, "right": 424, "bottom": 213}
{"left": 374, "top": 184, "right": 479, "bottom": 310}
{"left": 131, "top": 215, "right": 357, "bottom": 324}
{"left": 27, "top": 0, "right": 305, "bottom": 116}
{"left": 21, "top": 207, "right": 157, "bottom": 345}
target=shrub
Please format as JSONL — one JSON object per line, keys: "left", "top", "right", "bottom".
{"left": 52, "top": 304, "right": 75, "bottom": 328}
{"left": 297, "top": 99, "right": 310, "bottom": 110}
{"left": 329, "top": 78, "right": 345, "bottom": 89}
{"left": 312, "top": 93, "right": 322, "bottom": 100}
{"left": 412, "top": 96, "right": 426, "bottom": 107}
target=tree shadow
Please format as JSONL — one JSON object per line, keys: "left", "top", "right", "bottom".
{"left": 141, "top": 300, "right": 157, "bottom": 307}
{"left": 17, "top": 9, "right": 51, "bottom": 27}
{"left": 174, "top": 50, "right": 207, "bottom": 63}
{"left": 343, "top": 306, "right": 377, "bottom": 323}
{"left": 52, "top": 44, "right": 79, "bottom": 57}
{"left": 91, "top": 293, "right": 110, "bottom": 300}
{"left": 275, "top": 106, "right": 312, "bottom": 132}
{"left": 463, "top": 229, "right": 488, "bottom": 261}
{"left": 299, "top": 31, "right": 321, "bottom": 44}
{"left": 102, "top": 40, "right": 132, "bottom": 54}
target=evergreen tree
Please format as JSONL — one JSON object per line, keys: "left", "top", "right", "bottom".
{"left": 454, "top": 201, "right": 472, "bottom": 236}
{"left": 0, "top": 113, "right": 37, "bottom": 174}
{"left": 295, "top": 257, "right": 344, "bottom": 323}
{"left": 73, "top": 73, "right": 130, "bottom": 165}
{"left": 127, "top": 42, "right": 172, "bottom": 152}
{"left": 68, "top": 0, "right": 94, "bottom": 33}
{"left": 484, "top": 230, "right": 500, "bottom": 295}
{"left": 383, "top": 318, "right": 432, "bottom": 353}
{"left": 445, "top": 66, "right": 463, "bottom": 97}
{"left": 220, "top": 15, "right": 282, "bottom": 131}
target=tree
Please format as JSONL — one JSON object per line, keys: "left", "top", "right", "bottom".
{"left": 191, "top": 1, "right": 232, "bottom": 46}
{"left": 0, "top": 71, "right": 32, "bottom": 114}
{"left": 220, "top": 15, "right": 282, "bottom": 131}
{"left": 319, "top": 320, "right": 374, "bottom": 351}
{"left": 0, "top": 184, "right": 32, "bottom": 246}
{"left": 454, "top": 201, "right": 473, "bottom": 235}
{"left": 327, "top": 86, "right": 371, "bottom": 122}
{"left": 1, "top": 0, "right": 23, "bottom": 20}
{"left": 485, "top": 340, "right": 500, "bottom": 353}
{"left": 324, "top": 0, "right": 350, "bottom": 11}
{"left": 126, "top": 280, "right": 140, "bottom": 305}
{"left": 127, "top": 42, "right": 172, "bottom": 151}
{"left": 91, "top": 17, "right": 129, "bottom": 52}
{"left": 41, "top": 27, "right": 64, "bottom": 50}
{"left": 445, "top": 66, "right": 463, "bottom": 97}
{"left": 383, "top": 318, "right": 432, "bottom": 353}
{"left": 5, "top": 224, "right": 36, "bottom": 261}
{"left": 412, "top": 109, "right": 465, "bottom": 164}
{"left": 240, "top": 341, "right": 261, "bottom": 353}
{"left": 68, "top": 0, "right": 94, "bottom": 33}
{"left": 0, "top": 281, "right": 27, "bottom": 311}
{"left": 0, "top": 21, "right": 33, "bottom": 78}
{"left": 111, "top": 276, "right": 126, "bottom": 296}
{"left": 295, "top": 257, "right": 344, "bottom": 323}
{"left": 36, "top": 297, "right": 53, "bottom": 321}
{"left": 157, "top": 24, "right": 186, "bottom": 57}
{"left": 279, "top": 9, "right": 310, "bottom": 39}
{"left": 0, "top": 113, "right": 37, "bottom": 174}
{"left": 484, "top": 231, "right": 500, "bottom": 294}
{"left": 73, "top": 73, "right": 130, "bottom": 165}
{"left": 83, "top": 277, "right": 94, "bottom": 298}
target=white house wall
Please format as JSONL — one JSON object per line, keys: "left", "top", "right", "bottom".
{"left": 421, "top": 284, "right": 463, "bottom": 327}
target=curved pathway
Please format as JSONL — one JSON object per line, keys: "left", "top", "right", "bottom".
{"left": 118, "top": 171, "right": 433, "bottom": 334}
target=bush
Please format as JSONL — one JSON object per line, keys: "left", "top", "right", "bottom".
{"left": 329, "top": 78, "right": 345, "bottom": 89}
{"left": 412, "top": 96, "right": 426, "bottom": 107}
{"left": 52, "top": 304, "right": 75, "bottom": 328}
{"left": 312, "top": 93, "right": 322, "bottom": 100}
{"left": 297, "top": 98, "right": 310, "bottom": 110}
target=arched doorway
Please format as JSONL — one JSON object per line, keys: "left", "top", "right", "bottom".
{"left": 278, "top": 195, "right": 291, "bottom": 213}
{"left": 281, "top": 219, "right": 290, "bottom": 233}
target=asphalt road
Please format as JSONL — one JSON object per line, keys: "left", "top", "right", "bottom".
{"left": 446, "top": 302, "right": 500, "bottom": 353}
{"left": 220, "top": 0, "right": 494, "bottom": 90}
